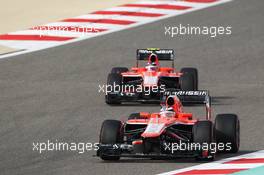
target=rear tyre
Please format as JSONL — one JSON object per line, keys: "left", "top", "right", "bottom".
{"left": 193, "top": 121, "right": 214, "bottom": 161}
{"left": 105, "top": 73, "right": 122, "bottom": 105}
{"left": 111, "top": 67, "right": 129, "bottom": 74}
{"left": 99, "top": 120, "right": 122, "bottom": 160}
{"left": 180, "top": 73, "right": 195, "bottom": 91}
{"left": 180, "top": 68, "right": 198, "bottom": 90}
{"left": 215, "top": 114, "right": 240, "bottom": 153}
{"left": 128, "top": 113, "right": 141, "bottom": 120}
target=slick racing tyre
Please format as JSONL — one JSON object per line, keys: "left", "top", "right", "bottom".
{"left": 193, "top": 121, "right": 214, "bottom": 161}
{"left": 180, "top": 68, "right": 198, "bottom": 90}
{"left": 111, "top": 67, "right": 129, "bottom": 74}
{"left": 215, "top": 114, "right": 240, "bottom": 153}
{"left": 128, "top": 113, "right": 141, "bottom": 120}
{"left": 99, "top": 120, "right": 123, "bottom": 160}
{"left": 105, "top": 73, "right": 122, "bottom": 105}
{"left": 180, "top": 73, "right": 195, "bottom": 91}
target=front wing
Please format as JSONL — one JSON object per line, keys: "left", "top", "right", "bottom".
{"left": 96, "top": 143, "right": 201, "bottom": 159}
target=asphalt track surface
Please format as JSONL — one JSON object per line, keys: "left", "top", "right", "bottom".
{"left": 0, "top": 0, "right": 264, "bottom": 174}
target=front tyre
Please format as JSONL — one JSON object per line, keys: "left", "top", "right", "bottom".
{"left": 105, "top": 73, "right": 122, "bottom": 105}
{"left": 180, "top": 73, "right": 195, "bottom": 91}
{"left": 180, "top": 67, "right": 198, "bottom": 90}
{"left": 215, "top": 114, "right": 240, "bottom": 153}
{"left": 99, "top": 120, "right": 122, "bottom": 160}
{"left": 193, "top": 121, "right": 214, "bottom": 161}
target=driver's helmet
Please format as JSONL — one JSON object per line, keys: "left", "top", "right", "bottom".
{"left": 146, "top": 53, "right": 159, "bottom": 71}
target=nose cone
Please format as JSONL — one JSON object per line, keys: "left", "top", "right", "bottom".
{"left": 141, "top": 118, "right": 165, "bottom": 138}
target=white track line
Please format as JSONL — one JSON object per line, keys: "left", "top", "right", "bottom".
{"left": 0, "top": 40, "right": 61, "bottom": 50}
{"left": 103, "top": 6, "right": 183, "bottom": 14}
{"left": 74, "top": 14, "right": 154, "bottom": 22}
{"left": 157, "top": 150, "right": 264, "bottom": 175}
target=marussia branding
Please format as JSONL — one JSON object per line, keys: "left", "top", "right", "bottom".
{"left": 164, "top": 91, "right": 208, "bottom": 96}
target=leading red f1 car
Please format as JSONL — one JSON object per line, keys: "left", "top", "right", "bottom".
{"left": 105, "top": 48, "right": 198, "bottom": 104}
{"left": 97, "top": 90, "right": 240, "bottom": 161}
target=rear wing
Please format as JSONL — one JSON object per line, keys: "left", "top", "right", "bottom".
{"left": 136, "top": 49, "right": 175, "bottom": 67}
{"left": 162, "top": 90, "right": 211, "bottom": 120}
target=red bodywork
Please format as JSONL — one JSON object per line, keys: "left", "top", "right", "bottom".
{"left": 126, "top": 96, "right": 199, "bottom": 138}
{"left": 121, "top": 54, "right": 182, "bottom": 87}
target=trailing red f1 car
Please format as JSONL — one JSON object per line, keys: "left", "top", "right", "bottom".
{"left": 97, "top": 90, "right": 240, "bottom": 161}
{"left": 105, "top": 48, "right": 198, "bottom": 104}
